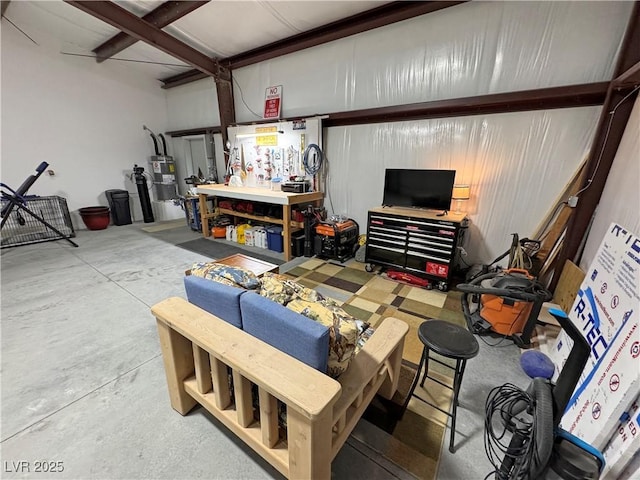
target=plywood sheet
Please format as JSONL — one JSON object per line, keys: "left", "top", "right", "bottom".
{"left": 552, "top": 260, "right": 585, "bottom": 314}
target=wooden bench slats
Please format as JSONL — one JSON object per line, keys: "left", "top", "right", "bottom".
{"left": 153, "top": 296, "right": 409, "bottom": 480}
{"left": 193, "top": 344, "right": 212, "bottom": 394}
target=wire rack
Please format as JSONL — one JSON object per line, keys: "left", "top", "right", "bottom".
{"left": 1, "top": 195, "right": 75, "bottom": 248}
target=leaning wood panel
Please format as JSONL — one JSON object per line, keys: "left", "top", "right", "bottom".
{"left": 553, "top": 260, "right": 585, "bottom": 314}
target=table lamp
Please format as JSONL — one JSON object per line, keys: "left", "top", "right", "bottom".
{"left": 452, "top": 185, "right": 470, "bottom": 214}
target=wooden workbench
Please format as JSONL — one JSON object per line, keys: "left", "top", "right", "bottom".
{"left": 195, "top": 184, "right": 323, "bottom": 261}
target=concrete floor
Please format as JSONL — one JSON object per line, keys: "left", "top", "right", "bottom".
{"left": 1, "top": 222, "right": 530, "bottom": 479}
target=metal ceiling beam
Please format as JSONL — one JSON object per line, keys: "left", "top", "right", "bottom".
{"left": 92, "top": 1, "right": 208, "bottom": 63}
{"left": 551, "top": 2, "right": 640, "bottom": 290}
{"left": 160, "top": 69, "right": 208, "bottom": 89}
{"left": 612, "top": 60, "right": 640, "bottom": 89}
{"left": 165, "top": 126, "right": 221, "bottom": 137}
{"left": 226, "top": 1, "right": 467, "bottom": 70}
{"left": 161, "top": 0, "right": 466, "bottom": 88}
{"left": 66, "top": 1, "right": 229, "bottom": 81}
{"left": 323, "top": 82, "right": 608, "bottom": 127}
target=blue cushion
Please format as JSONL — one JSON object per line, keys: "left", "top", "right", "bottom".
{"left": 240, "top": 293, "right": 330, "bottom": 373}
{"left": 520, "top": 350, "right": 555, "bottom": 379}
{"left": 184, "top": 275, "right": 244, "bottom": 328}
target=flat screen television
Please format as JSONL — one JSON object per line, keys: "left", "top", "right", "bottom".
{"left": 382, "top": 169, "right": 456, "bottom": 211}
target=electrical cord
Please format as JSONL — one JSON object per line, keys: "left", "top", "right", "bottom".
{"left": 484, "top": 383, "right": 538, "bottom": 480}
{"left": 574, "top": 84, "right": 640, "bottom": 197}
{"left": 232, "top": 76, "right": 263, "bottom": 119}
{"left": 303, "top": 144, "right": 323, "bottom": 175}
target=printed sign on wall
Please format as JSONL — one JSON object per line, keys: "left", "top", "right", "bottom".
{"left": 264, "top": 85, "right": 282, "bottom": 119}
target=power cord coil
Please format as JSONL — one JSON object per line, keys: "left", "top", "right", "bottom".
{"left": 303, "top": 143, "right": 323, "bottom": 175}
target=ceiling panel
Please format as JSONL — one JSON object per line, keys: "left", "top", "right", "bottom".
{"left": 167, "top": 1, "right": 388, "bottom": 58}
{"left": 3, "top": 0, "right": 390, "bottom": 80}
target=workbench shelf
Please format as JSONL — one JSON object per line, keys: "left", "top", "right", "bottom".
{"left": 364, "top": 206, "right": 468, "bottom": 291}
{"left": 195, "top": 185, "right": 323, "bottom": 261}
{"left": 217, "top": 208, "right": 304, "bottom": 229}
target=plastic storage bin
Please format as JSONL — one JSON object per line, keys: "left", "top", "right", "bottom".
{"left": 266, "top": 226, "right": 284, "bottom": 253}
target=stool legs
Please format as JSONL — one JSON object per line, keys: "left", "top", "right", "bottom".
{"left": 449, "top": 358, "right": 467, "bottom": 453}
{"left": 402, "top": 346, "right": 427, "bottom": 413}
{"left": 419, "top": 347, "right": 430, "bottom": 388}
{"left": 402, "top": 346, "right": 471, "bottom": 453}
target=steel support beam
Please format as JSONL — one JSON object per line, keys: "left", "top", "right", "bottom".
{"left": 1, "top": 1, "right": 10, "bottom": 17}
{"left": 161, "top": 1, "right": 466, "bottom": 88}
{"left": 216, "top": 80, "right": 236, "bottom": 172}
{"left": 323, "top": 82, "right": 608, "bottom": 127}
{"left": 166, "top": 126, "right": 221, "bottom": 137}
{"left": 161, "top": 70, "right": 208, "bottom": 90}
{"left": 66, "top": 1, "right": 229, "bottom": 81}
{"left": 613, "top": 60, "right": 640, "bottom": 89}
{"left": 93, "top": 1, "right": 208, "bottom": 62}
{"left": 226, "top": 1, "right": 467, "bottom": 70}
{"left": 551, "top": 2, "right": 640, "bottom": 289}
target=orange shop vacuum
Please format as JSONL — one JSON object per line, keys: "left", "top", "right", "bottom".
{"left": 457, "top": 268, "right": 552, "bottom": 347}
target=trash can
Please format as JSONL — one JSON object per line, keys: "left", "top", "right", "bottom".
{"left": 105, "top": 189, "right": 132, "bottom": 226}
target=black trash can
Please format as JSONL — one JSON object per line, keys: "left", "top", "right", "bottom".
{"left": 105, "top": 189, "right": 132, "bottom": 226}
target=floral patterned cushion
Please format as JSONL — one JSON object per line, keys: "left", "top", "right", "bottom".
{"left": 259, "top": 272, "right": 359, "bottom": 378}
{"left": 286, "top": 299, "right": 359, "bottom": 378}
{"left": 259, "top": 272, "right": 320, "bottom": 304}
{"left": 190, "top": 262, "right": 261, "bottom": 290}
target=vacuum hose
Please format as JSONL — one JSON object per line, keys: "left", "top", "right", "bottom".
{"left": 486, "top": 378, "right": 554, "bottom": 479}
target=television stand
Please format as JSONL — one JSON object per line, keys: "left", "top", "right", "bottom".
{"left": 436, "top": 210, "right": 448, "bottom": 217}
{"left": 364, "top": 206, "right": 468, "bottom": 291}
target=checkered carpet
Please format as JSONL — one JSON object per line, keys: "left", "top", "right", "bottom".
{"left": 284, "top": 258, "right": 469, "bottom": 479}
{"left": 284, "top": 257, "right": 467, "bottom": 365}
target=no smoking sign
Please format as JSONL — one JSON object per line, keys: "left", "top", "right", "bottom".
{"left": 609, "top": 374, "right": 620, "bottom": 392}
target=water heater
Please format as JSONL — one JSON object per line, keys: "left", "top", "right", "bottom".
{"left": 148, "top": 155, "right": 177, "bottom": 201}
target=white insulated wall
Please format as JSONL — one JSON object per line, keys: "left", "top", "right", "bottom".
{"left": 232, "top": 2, "right": 631, "bottom": 120}
{"left": 225, "top": 1, "right": 632, "bottom": 265}
{"left": 580, "top": 95, "right": 640, "bottom": 270}
{"left": 157, "top": 1, "right": 635, "bottom": 266}
{"left": 1, "top": 23, "right": 168, "bottom": 225}
{"left": 323, "top": 108, "right": 600, "bottom": 265}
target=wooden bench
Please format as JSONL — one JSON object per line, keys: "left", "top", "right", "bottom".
{"left": 152, "top": 297, "right": 408, "bottom": 479}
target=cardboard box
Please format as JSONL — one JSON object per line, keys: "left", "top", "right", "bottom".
{"left": 601, "top": 396, "right": 640, "bottom": 480}
{"left": 549, "top": 223, "right": 640, "bottom": 449}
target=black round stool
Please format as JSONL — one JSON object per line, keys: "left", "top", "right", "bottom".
{"left": 403, "top": 320, "right": 479, "bottom": 453}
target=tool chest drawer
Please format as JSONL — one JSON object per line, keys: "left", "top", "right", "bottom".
{"left": 365, "top": 207, "right": 468, "bottom": 291}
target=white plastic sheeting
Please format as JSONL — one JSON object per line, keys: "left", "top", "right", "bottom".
{"left": 220, "top": 1, "right": 634, "bottom": 266}
{"left": 162, "top": 2, "right": 633, "bottom": 267}
{"left": 232, "top": 1, "right": 632, "bottom": 121}
{"left": 324, "top": 107, "right": 601, "bottom": 266}
{"left": 580, "top": 95, "right": 640, "bottom": 271}
{"left": 166, "top": 77, "right": 220, "bottom": 131}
